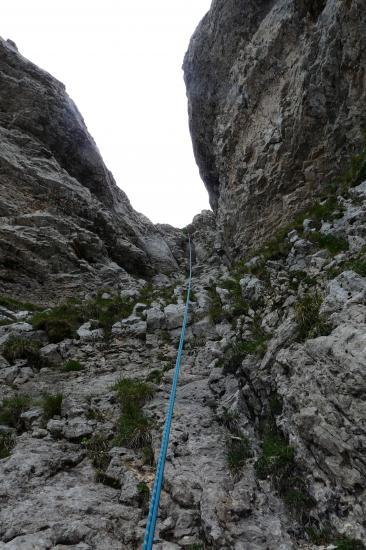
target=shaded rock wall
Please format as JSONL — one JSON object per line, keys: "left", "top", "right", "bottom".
{"left": 184, "top": 0, "right": 366, "bottom": 257}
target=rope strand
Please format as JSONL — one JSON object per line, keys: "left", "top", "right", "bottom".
{"left": 142, "top": 237, "right": 192, "bottom": 549}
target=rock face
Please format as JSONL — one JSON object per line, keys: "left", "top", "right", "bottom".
{"left": 0, "top": 38, "right": 179, "bottom": 302}
{"left": 183, "top": 0, "right": 366, "bottom": 257}
{"left": 2, "top": 16, "right": 366, "bottom": 550}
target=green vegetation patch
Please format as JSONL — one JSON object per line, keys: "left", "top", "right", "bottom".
{"left": 116, "top": 407, "right": 152, "bottom": 449}
{"left": 83, "top": 433, "right": 111, "bottom": 471}
{"left": 63, "top": 360, "right": 83, "bottom": 372}
{"left": 137, "top": 481, "right": 150, "bottom": 511}
{"left": 220, "top": 278, "right": 249, "bottom": 317}
{"left": 2, "top": 337, "right": 48, "bottom": 369}
{"left": 42, "top": 393, "right": 63, "bottom": 420}
{"left": 0, "top": 295, "right": 40, "bottom": 312}
{"left": 309, "top": 232, "right": 349, "bottom": 255}
{"left": 142, "top": 444, "right": 155, "bottom": 466}
{"left": 0, "top": 395, "right": 30, "bottom": 432}
{"left": 114, "top": 378, "right": 154, "bottom": 449}
{"left": 220, "top": 320, "right": 268, "bottom": 375}
{"left": 295, "top": 291, "right": 332, "bottom": 341}
{"left": 207, "top": 284, "right": 224, "bottom": 323}
{"left": 0, "top": 432, "right": 15, "bottom": 458}
{"left": 227, "top": 435, "right": 252, "bottom": 474}
{"left": 335, "top": 538, "right": 365, "bottom": 550}
{"left": 114, "top": 379, "right": 154, "bottom": 408}
{"left": 31, "top": 292, "right": 135, "bottom": 343}
{"left": 255, "top": 395, "right": 315, "bottom": 522}
{"left": 307, "top": 525, "right": 365, "bottom": 548}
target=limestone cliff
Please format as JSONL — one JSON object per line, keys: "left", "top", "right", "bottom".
{"left": 0, "top": 38, "right": 179, "bottom": 303}
{"left": 1, "top": 6, "right": 366, "bottom": 550}
{"left": 183, "top": 0, "right": 366, "bottom": 258}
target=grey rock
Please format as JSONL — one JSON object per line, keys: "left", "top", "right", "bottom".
{"left": 77, "top": 322, "right": 104, "bottom": 341}
{"left": 183, "top": 0, "right": 366, "bottom": 259}
{"left": 164, "top": 304, "right": 186, "bottom": 330}
{"left": 240, "top": 275, "right": 265, "bottom": 303}
{"left": 146, "top": 307, "right": 165, "bottom": 332}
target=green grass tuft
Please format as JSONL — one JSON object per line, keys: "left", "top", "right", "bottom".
{"left": 2, "top": 337, "right": 47, "bottom": 369}
{"left": 255, "top": 399, "right": 315, "bottom": 522}
{"left": 0, "top": 295, "right": 40, "bottom": 312}
{"left": 220, "top": 335, "right": 268, "bottom": 376}
{"left": 295, "top": 292, "right": 332, "bottom": 341}
{"left": 31, "top": 293, "right": 135, "bottom": 343}
{"left": 114, "top": 378, "right": 154, "bottom": 449}
{"left": 207, "top": 284, "right": 224, "bottom": 323}
{"left": 114, "top": 379, "right": 154, "bottom": 408}
{"left": 227, "top": 436, "right": 252, "bottom": 474}
{"left": 42, "top": 393, "right": 63, "bottom": 420}
{"left": 63, "top": 360, "right": 83, "bottom": 372}
{"left": 116, "top": 408, "right": 152, "bottom": 449}
{"left": 83, "top": 433, "right": 111, "bottom": 471}
{"left": 220, "top": 278, "right": 249, "bottom": 317}
{"left": 0, "top": 432, "right": 15, "bottom": 458}
{"left": 137, "top": 481, "right": 150, "bottom": 511}
{"left": 141, "top": 444, "right": 155, "bottom": 466}
{"left": 0, "top": 395, "right": 30, "bottom": 432}
{"left": 309, "top": 232, "right": 349, "bottom": 255}
{"left": 335, "top": 538, "right": 365, "bottom": 550}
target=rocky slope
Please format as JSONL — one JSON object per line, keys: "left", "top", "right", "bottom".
{"left": 1, "top": 4, "right": 366, "bottom": 549}
{"left": 183, "top": 0, "right": 366, "bottom": 259}
{"left": 0, "top": 38, "right": 179, "bottom": 304}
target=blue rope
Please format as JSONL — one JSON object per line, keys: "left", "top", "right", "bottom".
{"left": 142, "top": 237, "right": 192, "bottom": 550}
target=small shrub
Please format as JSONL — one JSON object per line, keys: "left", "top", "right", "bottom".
{"left": 83, "top": 433, "right": 111, "bottom": 471}
{"left": 227, "top": 436, "right": 251, "bottom": 474}
{"left": 0, "top": 395, "right": 30, "bottom": 431}
{"left": 3, "top": 337, "right": 46, "bottom": 369}
{"left": 0, "top": 432, "right": 15, "bottom": 458}
{"left": 42, "top": 393, "right": 63, "bottom": 420}
{"left": 295, "top": 292, "right": 332, "bottom": 341}
{"left": 63, "top": 360, "right": 83, "bottom": 372}
{"left": 137, "top": 481, "right": 150, "bottom": 511}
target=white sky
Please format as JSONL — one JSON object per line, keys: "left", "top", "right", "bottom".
{"left": 2, "top": 1, "right": 212, "bottom": 227}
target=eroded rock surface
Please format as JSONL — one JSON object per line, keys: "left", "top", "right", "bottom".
{"left": 0, "top": 38, "right": 179, "bottom": 303}
{"left": 184, "top": 0, "right": 366, "bottom": 257}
